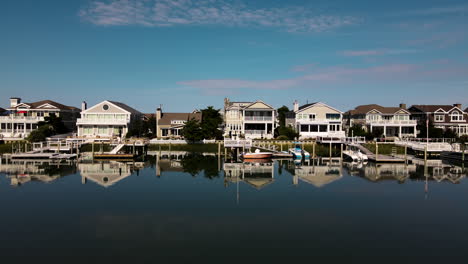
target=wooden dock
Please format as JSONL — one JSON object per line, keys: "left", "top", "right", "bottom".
{"left": 93, "top": 154, "right": 135, "bottom": 159}
{"left": 367, "top": 154, "right": 406, "bottom": 163}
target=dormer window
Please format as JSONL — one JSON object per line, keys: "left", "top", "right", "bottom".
{"left": 450, "top": 111, "right": 463, "bottom": 122}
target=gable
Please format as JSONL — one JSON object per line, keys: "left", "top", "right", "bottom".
{"left": 367, "top": 109, "right": 382, "bottom": 115}
{"left": 395, "top": 109, "right": 410, "bottom": 115}
{"left": 297, "top": 102, "right": 342, "bottom": 114}
{"left": 15, "top": 103, "right": 31, "bottom": 109}
{"left": 83, "top": 101, "right": 129, "bottom": 114}
{"left": 36, "top": 103, "right": 59, "bottom": 109}
{"left": 434, "top": 108, "right": 446, "bottom": 113}
{"left": 245, "top": 101, "right": 273, "bottom": 110}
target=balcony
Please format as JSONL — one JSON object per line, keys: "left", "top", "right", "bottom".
{"left": 244, "top": 116, "right": 273, "bottom": 121}
{"left": 76, "top": 118, "right": 129, "bottom": 125}
{"left": 368, "top": 120, "right": 417, "bottom": 126}
{"left": 0, "top": 116, "right": 45, "bottom": 122}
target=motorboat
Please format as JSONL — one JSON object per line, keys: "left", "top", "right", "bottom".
{"left": 289, "top": 143, "right": 310, "bottom": 159}
{"left": 242, "top": 149, "right": 273, "bottom": 159}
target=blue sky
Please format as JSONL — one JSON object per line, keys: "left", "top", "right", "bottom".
{"left": 1, "top": 0, "right": 468, "bottom": 113}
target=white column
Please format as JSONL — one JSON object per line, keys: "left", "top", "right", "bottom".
{"left": 399, "top": 126, "right": 402, "bottom": 138}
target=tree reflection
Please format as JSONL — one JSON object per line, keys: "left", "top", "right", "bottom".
{"left": 180, "top": 154, "right": 220, "bottom": 179}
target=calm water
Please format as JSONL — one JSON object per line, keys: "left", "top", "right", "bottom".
{"left": 1, "top": 154, "right": 468, "bottom": 261}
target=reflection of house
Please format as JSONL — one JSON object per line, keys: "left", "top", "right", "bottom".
{"left": 408, "top": 104, "right": 468, "bottom": 136}
{"left": 286, "top": 101, "right": 345, "bottom": 139}
{"left": 77, "top": 100, "right": 142, "bottom": 139}
{"left": 344, "top": 104, "right": 417, "bottom": 138}
{"left": 0, "top": 97, "right": 79, "bottom": 140}
{"left": 351, "top": 163, "right": 417, "bottom": 183}
{"left": 290, "top": 161, "right": 343, "bottom": 188}
{"left": 155, "top": 107, "right": 202, "bottom": 138}
{"left": 78, "top": 162, "right": 133, "bottom": 187}
{"left": 223, "top": 98, "right": 276, "bottom": 139}
{"left": 223, "top": 161, "right": 275, "bottom": 189}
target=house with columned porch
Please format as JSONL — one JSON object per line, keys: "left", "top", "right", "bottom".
{"left": 344, "top": 104, "right": 417, "bottom": 138}
{"left": 285, "top": 101, "right": 345, "bottom": 139}
{"left": 223, "top": 98, "right": 276, "bottom": 139}
{"left": 76, "top": 100, "right": 142, "bottom": 139}
{"left": 408, "top": 104, "right": 468, "bottom": 136}
{"left": 0, "top": 97, "right": 79, "bottom": 140}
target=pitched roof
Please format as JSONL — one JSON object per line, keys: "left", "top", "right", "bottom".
{"left": 143, "top": 113, "right": 155, "bottom": 120}
{"left": 348, "top": 104, "right": 408, "bottom": 115}
{"left": 107, "top": 100, "right": 141, "bottom": 114}
{"left": 298, "top": 102, "right": 318, "bottom": 111}
{"left": 409, "top": 105, "right": 455, "bottom": 113}
{"left": 158, "top": 112, "right": 202, "bottom": 126}
{"left": 0, "top": 107, "right": 5, "bottom": 113}
{"left": 9, "top": 100, "right": 78, "bottom": 111}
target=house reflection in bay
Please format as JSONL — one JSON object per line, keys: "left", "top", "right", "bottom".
{"left": 0, "top": 157, "right": 76, "bottom": 186}
{"left": 78, "top": 161, "right": 143, "bottom": 188}
{"left": 223, "top": 159, "right": 275, "bottom": 190}
{"left": 286, "top": 159, "right": 343, "bottom": 188}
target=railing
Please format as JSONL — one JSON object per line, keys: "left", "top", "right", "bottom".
{"left": 76, "top": 118, "right": 129, "bottom": 125}
{"left": 224, "top": 139, "right": 252, "bottom": 148}
{"left": 149, "top": 139, "right": 218, "bottom": 144}
{"left": 244, "top": 130, "right": 268, "bottom": 135}
{"left": 368, "top": 120, "right": 417, "bottom": 125}
{"left": 244, "top": 116, "right": 273, "bottom": 121}
{"left": 0, "top": 116, "right": 44, "bottom": 121}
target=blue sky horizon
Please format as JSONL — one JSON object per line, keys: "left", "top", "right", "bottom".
{"left": 1, "top": 0, "right": 468, "bottom": 113}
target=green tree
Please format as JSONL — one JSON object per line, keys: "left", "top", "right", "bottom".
{"left": 200, "top": 106, "right": 223, "bottom": 139}
{"left": 181, "top": 118, "right": 203, "bottom": 142}
{"left": 277, "top": 126, "right": 299, "bottom": 140}
{"left": 277, "top": 106, "right": 290, "bottom": 127}
{"left": 26, "top": 114, "right": 68, "bottom": 142}
{"left": 443, "top": 128, "right": 458, "bottom": 140}
{"left": 348, "top": 124, "right": 367, "bottom": 137}
{"left": 418, "top": 120, "right": 444, "bottom": 139}
{"left": 26, "top": 126, "right": 53, "bottom": 142}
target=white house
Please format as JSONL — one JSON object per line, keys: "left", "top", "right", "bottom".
{"left": 76, "top": 100, "right": 142, "bottom": 139}
{"left": 286, "top": 101, "right": 345, "bottom": 139}
{"left": 0, "top": 97, "right": 79, "bottom": 140}
{"left": 223, "top": 98, "right": 276, "bottom": 139}
{"left": 344, "top": 104, "right": 417, "bottom": 138}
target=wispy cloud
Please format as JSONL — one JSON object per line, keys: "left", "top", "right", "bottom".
{"left": 340, "top": 49, "right": 419, "bottom": 57}
{"left": 178, "top": 61, "right": 468, "bottom": 95}
{"left": 79, "top": 0, "right": 359, "bottom": 32}
{"left": 393, "top": 5, "right": 468, "bottom": 16}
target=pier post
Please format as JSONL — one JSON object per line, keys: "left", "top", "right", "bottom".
{"left": 312, "top": 142, "right": 316, "bottom": 159}
{"left": 340, "top": 144, "right": 343, "bottom": 161}
{"left": 375, "top": 142, "right": 379, "bottom": 161}
{"left": 224, "top": 147, "right": 227, "bottom": 158}
{"left": 280, "top": 142, "right": 283, "bottom": 152}
{"left": 424, "top": 146, "right": 427, "bottom": 163}
{"left": 92, "top": 141, "right": 95, "bottom": 158}
{"left": 329, "top": 142, "right": 332, "bottom": 161}
{"left": 133, "top": 142, "right": 136, "bottom": 156}
{"left": 404, "top": 145, "right": 408, "bottom": 164}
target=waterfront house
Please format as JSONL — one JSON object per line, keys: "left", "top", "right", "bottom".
{"left": 223, "top": 98, "right": 276, "bottom": 139}
{"left": 408, "top": 104, "right": 468, "bottom": 136}
{"left": 0, "top": 97, "right": 79, "bottom": 140}
{"left": 155, "top": 107, "right": 202, "bottom": 138}
{"left": 77, "top": 100, "right": 142, "bottom": 139}
{"left": 285, "top": 101, "right": 345, "bottom": 139}
{"left": 344, "top": 104, "right": 417, "bottom": 138}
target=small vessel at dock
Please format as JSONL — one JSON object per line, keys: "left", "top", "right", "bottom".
{"left": 242, "top": 149, "right": 273, "bottom": 159}
{"left": 289, "top": 143, "right": 310, "bottom": 160}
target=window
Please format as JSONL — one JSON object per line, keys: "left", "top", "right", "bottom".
{"left": 310, "top": 125, "right": 318, "bottom": 132}
{"left": 83, "top": 127, "right": 93, "bottom": 135}
{"left": 326, "top": 113, "right": 340, "bottom": 120}
{"left": 300, "top": 125, "right": 309, "bottom": 132}
{"left": 434, "top": 114, "right": 444, "bottom": 122}
{"left": 450, "top": 111, "right": 463, "bottom": 122}
{"left": 319, "top": 125, "right": 327, "bottom": 132}
{"left": 103, "top": 104, "right": 109, "bottom": 111}
{"left": 98, "top": 127, "right": 108, "bottom": 135}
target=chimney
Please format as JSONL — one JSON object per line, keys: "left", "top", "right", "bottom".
{"left": 399, "top": 103, "right": 407, "bottom": 109}
{"left": 453, "top": 103, "right": 462, "bottom": 109}
{"left": 10, "top": 97, "right": 21, "bottom": 108}
{"left": 293, "top": 100, "right": 299, "bottom": 112}
{"left": 224, "top": 97, "right": 230, "bottom": 109}
{"left": 81, "top": 101, "right": 87, "bottom": 111}
{"left": 156, "top": 106, "right": 162, "bottom": 138}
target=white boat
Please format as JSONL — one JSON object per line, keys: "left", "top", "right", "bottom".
{"left": 343, "top": 150, "right": 368, "bottom": 162}
{"left": 242, "top": 149, "right": 273, "bottom": 159}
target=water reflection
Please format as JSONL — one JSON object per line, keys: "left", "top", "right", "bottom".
{"left": 1, "top": 154, "right": 467, "bottom": 188}
{"left": 0, "top": 157, "right": 76, "bottom": 186}
{"left": 286, "top": 159, "right": 343, "bottom": 188}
